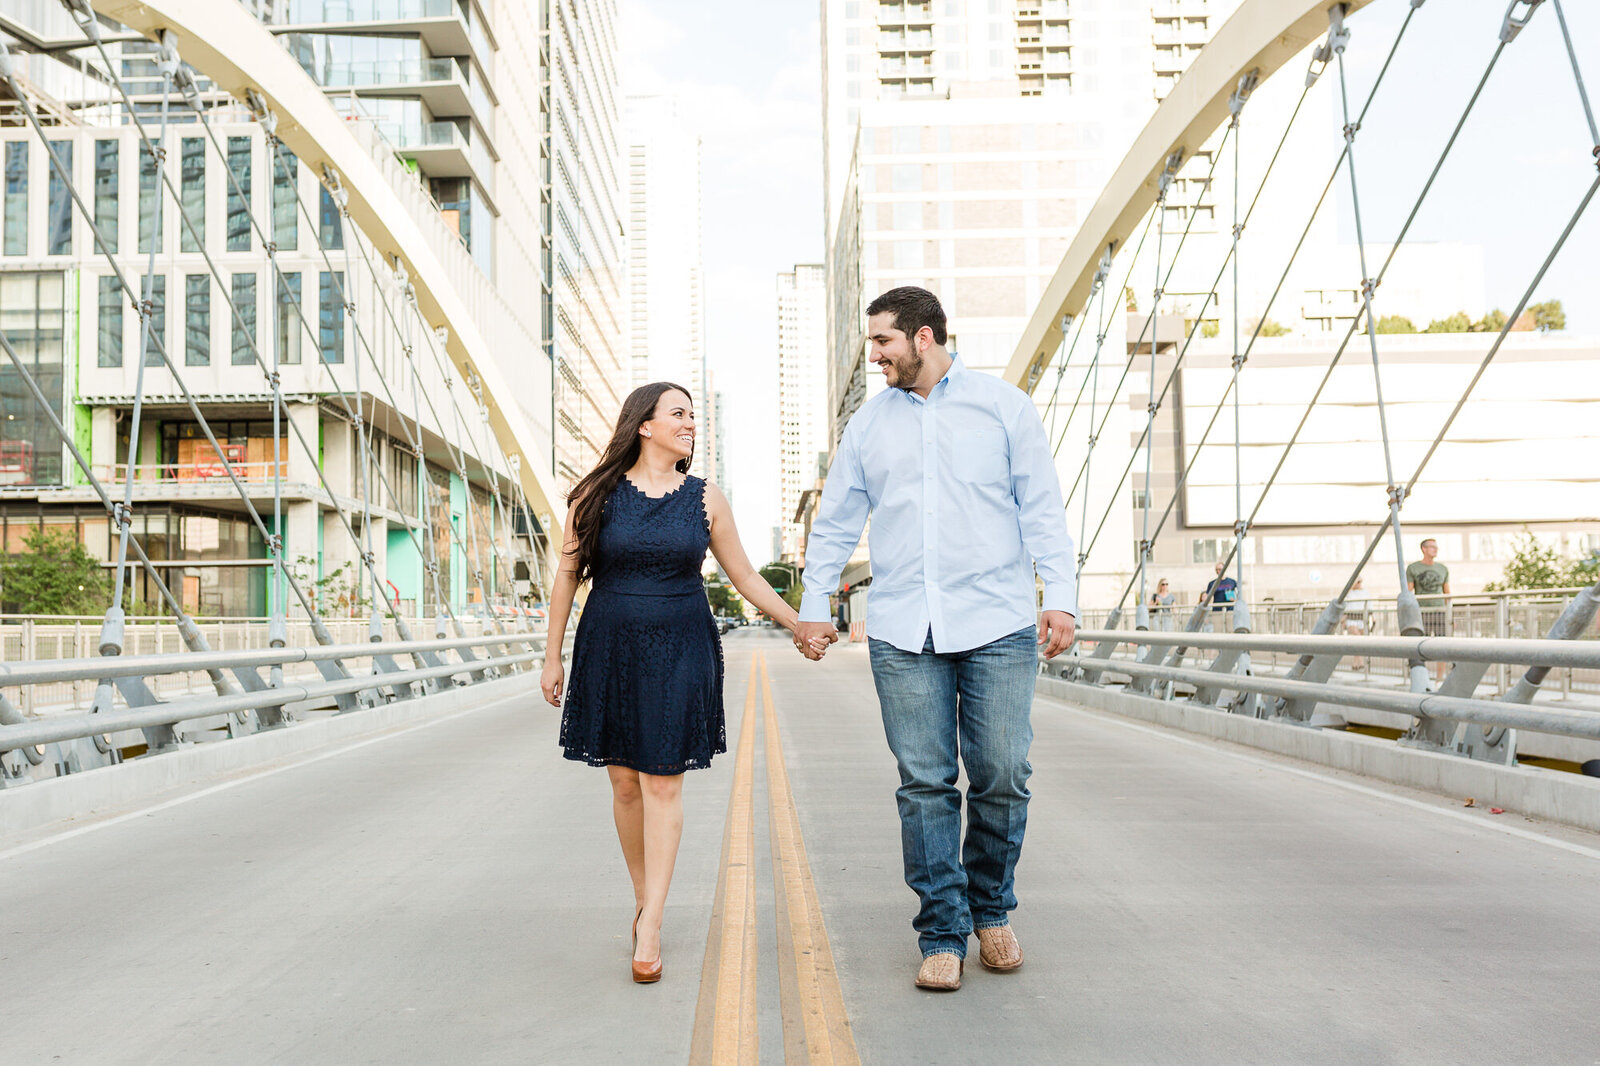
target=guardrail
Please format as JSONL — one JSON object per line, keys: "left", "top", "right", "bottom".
{"left": 1047, "top": 584, "right": 1600, "bottom": 768}
{"left": 1088, "top": 588, "right": 1600, "bottom": 699}
{"left": 0, "top": 628, "right": 547, "bottom": 790}
{"left": 0, "top": 613, "right": 543, "bottom": 715}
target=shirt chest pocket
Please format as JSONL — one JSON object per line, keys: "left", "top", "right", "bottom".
{"left": 951, "top": 425, "right": 1010, "bottom": 485}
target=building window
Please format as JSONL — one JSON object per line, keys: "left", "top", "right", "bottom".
{"left": 139, "top": 141, "right": 162, "bottom": 253}
{"left": 231, "top": 272, "right": 257, "bottom": 366}
{"left": 276, "top": 271, "right": 301, "bottom": 365}
{"left": 271, "top": 145, "right": 298, "bottom": 251}
{"left": 180, "top": 137, "right": 205, "bottom": 252}
{"left": 318, "top": 184, "right": 343, "bottom": 249}
{"left": 185, "top": 274, "right": 209, "bottom": 366}
{"left": 0, "top": 271, "right": 68, "bottom": 486}
{"left": 98, "top": 275, "right": 122, "bottom": 368}
{"left": 319, "top": 270, "right": 344, "bottom": 364}
{"left": 4, "top": 141, "right": 27, "bottom": 256}
{"left": 94, "top": 140, "right": 119, "bottom": 253}
{"left": 140, "top": 274, "right": 166, "bottom": 366}
{"left": 46, "top": 140, "right": 71, "bottom": 256}
{"left": 226, "top": 136, "right": 251, "bottom": 252}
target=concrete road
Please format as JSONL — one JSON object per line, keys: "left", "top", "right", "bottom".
{"left": 4, "top": 628, "right": 1599, "bottom": 1064}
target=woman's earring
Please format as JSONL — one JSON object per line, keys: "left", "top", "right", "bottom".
{"left": 643, "top": 430, "right": 651, "bottom": 437}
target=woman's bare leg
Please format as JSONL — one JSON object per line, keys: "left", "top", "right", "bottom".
{"left": 607, "top": 766, "right": 646, "bottom": 913}
{"left": 634, "top": 771, "right": 685, "bottom": 963}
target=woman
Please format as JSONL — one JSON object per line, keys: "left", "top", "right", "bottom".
{"left": 1150, "top": 578, "right": 1175, "bottom": 632}
{"left": 540, "top": 382, "right": 820, "bottom": 984}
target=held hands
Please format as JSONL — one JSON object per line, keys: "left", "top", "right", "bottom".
{"left": 1038, "top": 610, "right": 1077, "bottom": 659}
{"left": 540, "top": 657, "right": 564, "bottom": 707}
{"left": 792, "top": 620, "right": 839, "bottom": 661}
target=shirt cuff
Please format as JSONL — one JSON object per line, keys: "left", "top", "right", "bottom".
{"left": 798, "top": 590, "right": 835, "bottom": 624}
{"left": 1041, "top": 587, "right": 1078, "bottom": 618}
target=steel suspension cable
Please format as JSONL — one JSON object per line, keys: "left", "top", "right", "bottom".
{"left": 1333, "top": 16, "right": 1419, "bottom": 637}
{"left": 1053, "top": 132, "right": 1230, "bottom": 494}
{"left": 1041, "top": 209, "right": 1154, "bottom": 447}
{"left": 1333, "top": 172, "right": 1599, "bottom": 608}
{"left": 0, "top": 329, "right": 241, "bottom": 698}
{"left": 1550, "top": 0, "right": 1599, "bottom": 151}
{"left": 1075, "top": 260, "right": 1111, "bottom": 585}
{"left": 43, "top": 31, "right": 346, "bottom": 643}
{"left": 1074, "top": 3, "right": 1429, "bottom": 610}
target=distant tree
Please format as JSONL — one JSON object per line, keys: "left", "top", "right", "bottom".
{"left": 1257, "top": 317, "right": 1290, "bottom": 337}
{"left": 1483, "top": 530, "right": 1588, "bottom": 591}
{"left": 1200, "top": 319, "right": 1219, "bottom": 338}
{"left": 1572, "top": 550, "right": 1600, "bottom": 587}
{"left": 1471, "top": 308, "right": 1508, "bottom": 333}
{"left": 1424, "top": 311, "right": 1472, "bottom": 334}
{"left": 1123, "top": 286, "right": 1138, "bottom": 313}
{"left": 758, "top": 563, "right": 803, "bottom": 611}
{"left": 1374, "top": 314, "right": 1416, "bottom": 334}
{"left": 1529, "top": 299, "right": 1566, "bottom": 332}
{"left": 704, "top": 574, "right": 745, "bottom": 617}
{"left": 0, "top": 526, "right": 112, "bottom": 615}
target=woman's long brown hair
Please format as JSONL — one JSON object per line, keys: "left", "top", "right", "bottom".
{"left": 565, "top": 382, "right": 694, "bottom": 583}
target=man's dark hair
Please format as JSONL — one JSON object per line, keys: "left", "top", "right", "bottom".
{"left": 866, "top": 286, "right": 948, "bottom": 346}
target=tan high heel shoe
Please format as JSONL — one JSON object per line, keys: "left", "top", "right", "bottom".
{"left": 632, "top": 910, "right": 663, "bottom": 984}
{"left": 631, "top": 953, "right": 663, "bottom": 983}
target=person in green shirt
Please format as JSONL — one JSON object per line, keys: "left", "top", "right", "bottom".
{"left": 1406, "top": 538, "right": 1451, "bottom": 681}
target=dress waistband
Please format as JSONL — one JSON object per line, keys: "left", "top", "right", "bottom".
{"left": 589, "top": 585, "right": 705, "bottom": 598}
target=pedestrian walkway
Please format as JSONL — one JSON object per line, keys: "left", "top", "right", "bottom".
{"left": 4, "top": 629, "right": 1600, "bottom": 1064}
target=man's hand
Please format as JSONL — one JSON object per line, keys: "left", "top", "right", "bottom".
{"left": 1038, "top": 610, "right": 1076, "bottom": 659}
{"left": 794, "top": 620, "right": 839, "bottom": 661}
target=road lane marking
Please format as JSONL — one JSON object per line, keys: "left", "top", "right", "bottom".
{"left": 760, "top": 653, "right": 861, "bottom": 1066}
{"left": 1038, "top": 692, "right": 1600, "bottom": 862}
{"left": 689, "top": 654, "right": 760, "bottom": 1065}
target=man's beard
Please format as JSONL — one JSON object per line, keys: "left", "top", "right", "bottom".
{"left": 887, "top": 350, "right": 924, "bottom": 391}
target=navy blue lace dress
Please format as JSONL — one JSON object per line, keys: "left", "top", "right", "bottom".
{"left": 559, "top": 475, "right": 726, "bottom": 774}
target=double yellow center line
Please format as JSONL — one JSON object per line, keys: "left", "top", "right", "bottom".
{"left": 689, "top": 652, "right": 860, "bottom": 1066}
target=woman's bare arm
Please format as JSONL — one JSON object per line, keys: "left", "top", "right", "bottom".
{"left": 703, "top": 481, "right": 801, "bottom": 631}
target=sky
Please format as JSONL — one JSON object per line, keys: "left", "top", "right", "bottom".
{"left": 616, "top": 0, "right": 1598, "bottom": 559}
{"left": 618, "top": 0, "right": 824, "bottom": 561}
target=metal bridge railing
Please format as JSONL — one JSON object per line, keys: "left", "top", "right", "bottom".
{"left": 0, "top": 628, "right": 547, "bottom": 788}
{"left": 0, "top": 614, "right": 543, "bottom": 717}
{"left": 1046, "top": 583, "right": 1600, "bottom": 767}
{"left": 1110, "top": 588, "right": 1600, "bottom": 700}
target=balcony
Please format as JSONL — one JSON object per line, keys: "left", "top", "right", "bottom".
{"left": 272, "top": 0, "right": 482, "bottom": 70}
{"left": 877, "top": 1, "right": 933, "bottom": 26}
{"left": 392, "top": 120, "right": 494, "bottom": 181}
{"left": 312, "top": 56, "right": 476, "bottom": 119}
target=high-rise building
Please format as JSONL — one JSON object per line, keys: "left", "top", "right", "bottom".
{"left": 624, "top": 93, "right": 714, "bottom": 479}
{"left": 544, "top": 0, "right": 628, "bottom": 490}
{"left": 817, "top": 1, "right": 1517, "bottom": 610}
{"left": 819, "top": 0, "right": 1351, "bottom": 443}
{"left": 775, "top": 264, "right": 826, "bottom": 561}
{"left": 0, "top": 0, "right": 626, "bottom": 615}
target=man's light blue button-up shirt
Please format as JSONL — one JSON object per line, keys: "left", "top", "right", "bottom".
{"left": 798, "top": 356, "right": 1078, "bottom": 654}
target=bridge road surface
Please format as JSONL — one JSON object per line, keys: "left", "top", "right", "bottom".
{"left": 4, "top": 628, "right": 1600, "bottom": 1064}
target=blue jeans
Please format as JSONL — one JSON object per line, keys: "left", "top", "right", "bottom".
{"left": 868, "top": 626, "right": 1037, "bottom": 959}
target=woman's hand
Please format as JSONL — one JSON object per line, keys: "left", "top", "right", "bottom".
{"left": 541, "top": 657, "right": 565, "bottom": 707}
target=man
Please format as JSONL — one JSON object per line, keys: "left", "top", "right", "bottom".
{"left": 1407, "top": 538, "right": 1451, "bottom": 681}
{"left": 794, "top": 286, "right": 1077, "bottom": 992}
{"left": 1199, "top": 560, "right": 1237, "bottom": 631}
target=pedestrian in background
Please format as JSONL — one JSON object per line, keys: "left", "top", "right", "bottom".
{"left": 1406, "top": 538, "right": 1451, "bottom": 682}
{"left": 539, "top": 382, "right": 827, "bottom": 985}
{"left": 1150, "top": 579, "right": 1175, "bottom": 631}
{"left": 795, "top": 286, "right": 1078, "bottom": 992}
{"left": 1344, "top": 576, "right": 1370, "bottom": 670}
{"left": 1199, "top": 560, "right": 1237, "bottom": 632}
